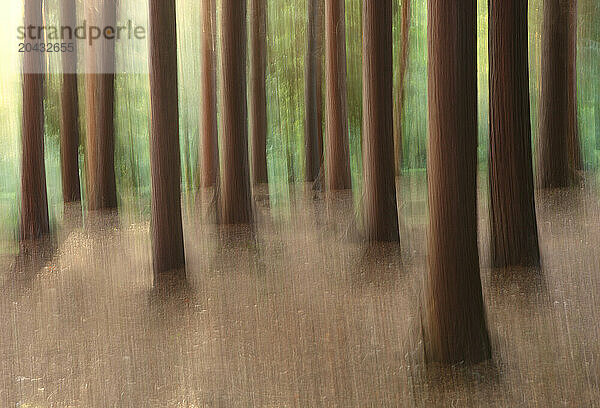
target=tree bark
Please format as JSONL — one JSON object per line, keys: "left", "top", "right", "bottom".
{"left": 325, "top": 0, "right": 352, "bottom": 191}
{"left": 220, "top": 0, "right": 253, "bottom": 224}
{"left": 84, "top": 0, "right": 98, "bottom": 209}
{"left": 85, "top": 0, "right": 118, "bottom": 210}
{"left": 488, "top": 0, "right": 540, "bottom": 268}
{"left": 597, "top": 90, "right": 600, "bottom": 151}
{"left": 423, "top": 0, "right": 491, "bottom": 364}
{"left": 316, "top": 0, "right": 324, "bottom": 172}
{"left": 536, "top": 0, "right": 571, "bottom": 189}
{"left": 149, "top": 0, "right": 186, "bottom": 276}
{"left": 567, "top": 0, "right": 581, "bottom": 173}
{"left": 393, "top": 0, "right": 411, "bottom": 176}
{"left": 60, "top": 0, "right": 81, "bottom": 203}
{"left": 21, "top": 0, "right": 49, "bottom": 240}
{"left": 305, "top": 0, "right": 322, "bottom": 182}
{"left": 593, "top": 3, "right": 600, "bottom": 151}
{"left": 249, "top": 0, "right": 268, "bottom": 185}
{"left": 362, "top": 0, "right": 399, "bottom": 242}
{"left": 199, "top": 0, "right": 219, "bottom": 188}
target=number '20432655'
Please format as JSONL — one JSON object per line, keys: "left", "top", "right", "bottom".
{"left": 19, "top": 42, "right": 74, "bottom": 53}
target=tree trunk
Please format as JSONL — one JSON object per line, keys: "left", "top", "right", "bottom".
{"left": 84, "top": 0, "right": 98, "bottom": 209}
{"left": 149, "top": 0, "right": 186, "bottom": 276}
{"left": 199, "top": 0, "right": 219, "bottom": 188}
{"left": 393, "top": 0, "right": 411, "bottom": 176}
{"left": 423, "top": 0, "right": 491, "bottom": 364}
{"left": 60, "top": 0, "right": 81, "bottom": 204}
{"left": 488, "top": 0, "right": 540, "bottom": 268}
{"left": 536, "top": 0, "right": 571, "bottom": 189}
{"left": 567, "top": 0, "right": 581, "bottom": 174}
{"left": 249, "top": 0, "right": 268, "bottom": 185}
{"left": 316, "top": 0, "right": 324, "bottom": 172}
{"left": 597, "top": 90, "right": 600, "bottom": 151}
{"left": 95, "top": 0, "right": 118, "bottom": 209}
{"left": 85, "top": 0, "right": 118, "bottom": 210}
{"left": 594, "top": 3, "right": 600, "bottom": 151}
{"left": 362, "top": 0, "right": 399, "bottom": 242}
{"left": 305, "top": 0, "right": 325, "bottom": 182}
{"left": 325, "top": 0, "right": 352, "bottom": 191}
{"left": 21, "top": 0, "right": 49, "bottom": 240}
{"left": 220, "top": 0, "right": 253, "bottom": 224}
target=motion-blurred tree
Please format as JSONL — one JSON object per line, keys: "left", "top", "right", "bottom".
{"left": 220, "top": 0, "right": 253, "bottom": 224}
{"left": 423, "top": 0, "right": 491, "bottom": 364}
{"left": 325, "top": 0, "right": 352, "bottom": 191}
{"left": 148, "top": 0, "right": 186, "bottom": 276}
{"left": 199, "top": 0, "right": 219, "bottom": 189}
{"left": 488, "top": 0, "right": 540, "bottom": 267}
{"left": 250, "top": 0, "right": 269, "bottom": 185}
{"left": 21, "top": 0, "right": 49, "bottom": 240}
{"left": 361, "top": 0, "right": 399, "bottom": 242}
{"left": 59, "top": 0, "right": 82, "bottom": 204}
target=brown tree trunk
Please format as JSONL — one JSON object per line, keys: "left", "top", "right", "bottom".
{"left": 362, "top": 0, "right": 399, "bottom": 242}
{"left": 594, "top": 2, "right": 600, "bottom": 151}
{"left": 249, "top": 0, "right": 268, "bottom": 185}
{"left": 597, "top": 91, "right": 600, "bottom": 151}
{"left": 393, "top": 0, "right": 411, "bottom": 176}
{"left": 199, "top": 0, "right": 219, "bottom": 188}
{"left": 60, "top": 0, "right": 81, "bottom": 203}
{"left": 84, "top": 0, "right": 98, "bottom": 208}
{"left": 149, "top": 0, "right": 186, "bottom": 276}
{"left": 305, "top": 0, "right": 322, "bottom": 182}
{"left": 567, "top": 0, "right": 581, "bottom": 174}
{"left": 85, "top": 0, "right": 118, "bottom": 210}
{"left": 96, "top": 0, "right": 118, "bottom": 209}
{"left": 220, "top": 0, "right": 253, "bottom": 224}
{"left": 536, "top": 0, "right": 571, "bottom": 189}
{"left": 488, "top": 0, "right": 540, "bottom": 268}
{"left": 316, "top": 0, "right": 325, "bottom": 173}
{"left": 21, "top": 0, "right": 49, "bottom": 240}
{"left": 325, "top": 0, "right": 352, "bottom": 191}
{"left": 316, "top": 0, "right": 324, "bottom": 172}
{"left": 423, "top": 0, "right": 491, "bottom": 364}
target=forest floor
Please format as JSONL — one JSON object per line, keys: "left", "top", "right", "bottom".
{"left": 1, "top": 172, "right": 599, "bottom": 407}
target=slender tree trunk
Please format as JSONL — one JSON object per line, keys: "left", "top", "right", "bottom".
{"left": 84, "top": 69, "right": 97, "bottom": 203}
{"left": 199, "top": 0, "right": 219, "bottom": 188}
{"left": 596, "top": 90, "right": 600, "bottom": 151}
{"left": 423, "top": 0, "right": 491, "bottom": 364}
{"left": 325, "top": 0, "right": 352, "bottom": 191}
{"left": 60, "top": 0, "right": 81, "bottom": 203}
{"left": 305, "top": 0, "right": 321, "bottom": 182}
{"left": 148, "top": 0, "right": 186, "bottom": 276}
{"left": 316, "top": 0, "right": 324, "bottom": 171}
{"left": 595, "top": 3, "right": 600, "bottom": 151}
{"left": 249, "top": 0, "right": 268, "bottom": 185}
{"left": 220, "top": 0, "right": 253, "bottom": 224}
{"left": 488, "top": 0, "right": 540, "bottom": 268}
{"left": 393, "top": 0, "right": 411, "bottom": 176}
{"left": 567, "top": 0, "right": 581, "bottom": 173}
{"left": 85, "top": 0, "right": 98, "bottom": 207}
{"left": 362, "top": 0, "right": 399, "bottom": 242}
{"left": 86, "top": 0, "right": 118, "bottom": 210}
{"left": 21, "top": 0, "right": 49, "bottom": 240}
{"left": 96, "top": 0, "right": 118, "bottom": 209}
{"left": 537, "top": 0, "right": 571, "bottom": 189}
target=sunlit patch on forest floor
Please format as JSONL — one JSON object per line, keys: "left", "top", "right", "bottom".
{"left": 1, "top": 173, "right": 599, "bottom": 407}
